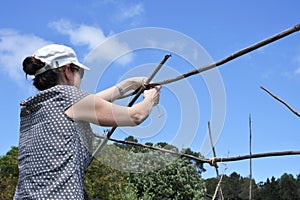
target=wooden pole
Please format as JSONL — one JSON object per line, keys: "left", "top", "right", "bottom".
{"left": 208, "top": 121, "right": 219, "bottom": 171}
{"left": 208, "top": 121, "right": 224, "bottom": 200}
{"left": 249, "top": 115, "right": 252, "bottom": 200}
{"left": 261, "top": 86, "right": 300, "bottom": 117}
{"left": 212, "top": 167, "right": 227, "bottom": 200}
{"left": 93, "top": 134, "right": 207, "bottom": 161}
{"left": 213, "top": 150, "right": 300, "bottom": 163}
{"left": 93, "top": 134, "right": 300, "bottom": 165}
{"left": 148, "top": 24, "right": 300, "bottom": 87}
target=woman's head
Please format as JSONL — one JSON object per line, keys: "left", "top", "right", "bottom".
{"left": 23, "top": 44, "right": 90, "bottom": 90}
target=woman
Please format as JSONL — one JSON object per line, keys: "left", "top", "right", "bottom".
{"left": 14, "top": 44, "right": 161, "bottom": 199}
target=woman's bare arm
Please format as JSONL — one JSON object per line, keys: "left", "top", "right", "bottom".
{"left": 65, "top": 86, "right": 160, "bottom": 126}
{"left": 96, "top": 77, "right": 147, "bottom": 102}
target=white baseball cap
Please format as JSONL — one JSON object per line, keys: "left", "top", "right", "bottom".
{"left": 33, "top": 44, "right": 90, "bottom": 76}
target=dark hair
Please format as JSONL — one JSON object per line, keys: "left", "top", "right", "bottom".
{"left": 23, "top": 56, "right": 61, "bottom": 91}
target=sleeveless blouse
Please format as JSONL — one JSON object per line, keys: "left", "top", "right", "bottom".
{"left": 14, "top": 85, "right": 94, "bottom": 199}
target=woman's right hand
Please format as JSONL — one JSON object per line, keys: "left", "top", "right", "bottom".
{"left": 117, "top": 77, "right": 147, "bottom": 92}
{"left": 143, "top": 85, "right": 162, "bottom": 106}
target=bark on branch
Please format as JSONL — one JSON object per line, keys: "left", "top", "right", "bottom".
{"left": 149, "top": 24, "right": 300, "bottom": 86}
{"left": 261, "top": 86, "right": 300, "bottom": 117}
{"left": 212, "top": 150, "right": 300, "bottom": 163}
{"left": 94, "top": 134, "right": 300, "bottom": 166}
{"left": 94, "top": 134, "right": 207, "bottom": 162}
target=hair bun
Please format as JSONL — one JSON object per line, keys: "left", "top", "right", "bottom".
{"left": 23, "top": 56, "right": 45, "bottom": 76}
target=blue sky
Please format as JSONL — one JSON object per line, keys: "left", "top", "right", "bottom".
{"left": 0, "top": 0, "right": 300, "bottom": 182}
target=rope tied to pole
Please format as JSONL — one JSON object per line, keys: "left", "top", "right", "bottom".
{"left": 209, "top": 157, "right": 218, "bottom": 167}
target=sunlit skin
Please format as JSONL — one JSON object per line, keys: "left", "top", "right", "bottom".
{"left": 62, "top": 64, "right": 161, "bottom": 127}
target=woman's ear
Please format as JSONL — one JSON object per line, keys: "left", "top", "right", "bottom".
{"left": 64, "top": 65, "right": 73, "bottom": 80}
{"left": 59, "top": 65, "right": 74, "bottom": 84}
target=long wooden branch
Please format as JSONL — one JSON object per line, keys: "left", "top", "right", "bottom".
{"left": 261, "top": 86, "right": 300, "bottom": 117}
{"left": 249, "top": 115, "right": 253, "bottom": 200}
{"left": 212, "top": 167, "right": 227, "bottom": 200}
{"left": 94, "top": 134, "right": 300, "bottom": 166}
{"left": 208, "top": 121, "right": 224, "bottom": 200}
{"left": 148, "top": 24, "right": 300, "bottom": 87}
{"left": 94, "top": 134, "right": 208, "bottom": 162}
{"left": 212, "top": 150, "right": 300, "bottom": 163}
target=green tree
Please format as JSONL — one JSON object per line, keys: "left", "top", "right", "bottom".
{"left": 239, "top": 177, "right": 258, "bottom": 199}
{"left": 84, "top": 139, "right": 137, "bottom": 200}
{"left": 279, "top": 173, "right": 297, "bottom": 200}
{"left": 296, "top": 174, "right": 300, "bottom": 198}
{"left": 221, "top": 172, "right": 243, "bottom": 199}
{"left": 129, "top": 153, "right": 206, "bottom": 199}
{"left": 88, "top": 136, "right": 207, "bottom": 199}
{"left": 0, "top": 146, "right": 19, "bottom": 199}
{"left": 84, "top": 158, "right": 130, "bottom": 200}
{"left": 182, "top": 148, "right": 206, "bottom": 174}
{"left": 205, "top": 174, "right": 258, "bottom": 200}
{"left": 205, "top": 177, "right": 219, "bottom": 196}
{"left": 257, "top": 176, "right": 280, "bottom": 200}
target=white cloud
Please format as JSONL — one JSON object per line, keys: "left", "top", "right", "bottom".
{"left": 0, "top": 29, "right": 50, "bottom": 85}
{"left": 117, "top": 3, "right": 144, "bottom": 21}
{"left": 0, "top": 20, "right": 135, "bottom": 87}
{"left": 49, "top": 19, "right": 133, "bottom": 66}
{"left": 49, "top": 19, "right": 106, "bottom": 50}
{"left": 109, "top": 2, "right": 144, "bottom": 27}
{"left": 84, "top": 37, "right": 133, "bottom": 66}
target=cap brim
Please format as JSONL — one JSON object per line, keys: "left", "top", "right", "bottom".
{"left": 73, "top": 62, "right": 90, "bottom": 71}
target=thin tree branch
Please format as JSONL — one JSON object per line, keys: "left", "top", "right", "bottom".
{"left": 93, "top": 134, "right": 300, "bottom": 166}
{"left": 212, "top": 167, "right": 227, "bottom": 200}
{"left": 249, "top": 115, "right": 252, "bottom": 200}
{"left": 213, "top": 150, "right": 300, "bottom": 163}
{"left": 148, "top": 24, "right": 300, "bottom": 87}
{"left": 208, "top": 121, "right": 224, "bottom": 200}
{"left": 93, "top": 134, "right": 208, "bottom": 162}
{"left": 261, "top": 86, "right": 300, "bottom": 117}
{"left": 208, "top": 121, "right": 219, "bottom": 169}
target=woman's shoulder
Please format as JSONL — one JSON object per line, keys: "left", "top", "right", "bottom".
{"left": 52, "top": 85, "right": 79, "bottom": 92}
{"left": 53, "top": 85, "right": 90, "bottom": 97}
{"left": 21, "top": 85, "right": 88, "bottom": 106}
